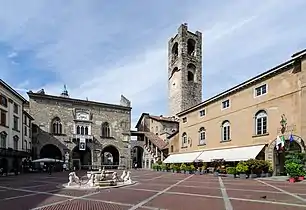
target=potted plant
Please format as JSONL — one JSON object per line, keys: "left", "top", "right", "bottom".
{"left": 226, "top": 167, "right": 236, "bottom": 178}
{"left": 298, "top": 170, "right": 305, "bottom": 181}
{"left": 173, "top": 165, "right": 180, "bottom": 173}
{"left": 285, "top": 162, "right": 301, "bottom": 183}
{"left": 161, "top": 163, "right": 167, "bottom": 172}
{"left": 152, "top": 164, "right": 157, "bottom": 171}
{"left": 246, "top": 159, "right": 257, "bottom": 178}
{"left": 180, "top": 163, "right": 187, "bottom": 173}
{"left": 185, "top": 165, "right": 191, "bottom": 174}
{"left": 189, "top": 165, "right": 196, "bottom": 174}
{"left": 169, "top": 164, "right": 175, "bottom": 173}
{"left": 236, "top": 161, "right": 248, "bottom": 179}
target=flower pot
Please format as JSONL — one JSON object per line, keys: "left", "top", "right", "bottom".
{"left": 195, "top": 171, "right": 200, "bottom": 175}
{"left": 298, "top": 176, "right": 304, "bottom": 181}
{"left": 289, "top": 177, "right": 296, "bottom": 183}
{"left": 185, "top": 171, "right": 190, "bottom": 174}
{"left": 180, "top": 170, "right": 184, "bottom": 173}
{"left": 227, "top": 174, "right": 235, "bottom": 178}
{"left": 261, "top": 173, "right": 267, "bottom": 178}
{"left": 239, "top": 174, "right": 247, "bottom": 179}
{"left": 249, "top": 174, "right": 257, "bottom": 179}
{"left": 213, "top": 172, "right": 219, "bottom": 177}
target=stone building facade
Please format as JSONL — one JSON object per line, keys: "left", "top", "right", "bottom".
{"left": 168, "top": 23, "right": 202, "bottom": 116}
{"left": 28, "top": 89, "right": 132, "bottom": 169}
{"left": 131, "top": 113, "right": 179, "bottom": 169}
{"left": 0, "top": 79, "right": 32, "bottom": 173}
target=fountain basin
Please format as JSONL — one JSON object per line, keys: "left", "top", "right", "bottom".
{"left": 62, "top": 180, "right": 137, "bottom": 190}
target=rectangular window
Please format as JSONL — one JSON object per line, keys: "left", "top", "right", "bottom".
{"left": 255, "top": 84, "right": 267, "bottom": 97}
{"left": 0, "top": 110, "right": 6, "bottom": 126}
{"left": 199, "top": 109, "right": 206, "bottom": 117}
{"left": 0, "top": 95, "right": 7, "bottom": 107}
{"left": 256, "top": 117, "right": 267, "bottom": 135}
{"left": 24, "top": 126, "right": 27, "bottom": 136}
{"left": 199, "top": 132, "right": 206, "bottom": 145}
{"left": 223, "top": 126, "right": 230, "bottom": 141}
{"left": 13, "top": 116, "right": 19, "bottom": 130}
{"left": 13, "top": 103, "right": 18, "bottom": 114}
{"left": 221, "top": 100, "right": 230, "bottom": 109}
{"left": 182, "top": 117, "right": 187, "bottom": 123}
{"left": 0, "top": 134, "right": 6, "bottom": 148}
{"left": 14, "top": 139, "right": 18, "bottom": 150}
{"left": 171, "top": 145, "right": 173, "bottom": 152}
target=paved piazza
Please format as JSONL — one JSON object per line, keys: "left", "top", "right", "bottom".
{"left": 0, "top": 171, "right": 306, "bottom": 209}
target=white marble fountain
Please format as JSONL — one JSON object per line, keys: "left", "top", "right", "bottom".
{"left": 62, "top": 167, "right": 136, "bottom": 190}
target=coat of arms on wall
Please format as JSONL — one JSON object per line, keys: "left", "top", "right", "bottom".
{"left": 280, "top": 114, "right": 287, "bottom": 134}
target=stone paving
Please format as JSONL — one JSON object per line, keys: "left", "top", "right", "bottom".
{"left": 0, "top": 170, "right": 306, "bottom": 209}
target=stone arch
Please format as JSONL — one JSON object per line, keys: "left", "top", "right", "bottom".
{"left": 40, "top": 144, "right": 63, "bottom": 160}
{"left": 172, "top": 42, "right": 178, "bottom": 58}
{"left": 187, "top": 38, "right": 196, "bottom": 56}
{"left": 187, "top": 63, "right": 196, "bottom": 82}
{"left": 0, "top": 158, "right": 8, "bottom": 173}
{"left": 132, "top": 146, "right": 144, "bottom": 168}
{"left": 266, "top": 135, "right": 305, "bottom": 175}
{"left": 101, "top": 145, "right": 120, "bottom": 168}
{"left": 72, "top": 145, "right": 91, "bottom": 170}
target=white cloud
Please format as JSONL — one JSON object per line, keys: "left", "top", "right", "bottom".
{"left": 1, "top": 0, "right": 306, "bottom": 128}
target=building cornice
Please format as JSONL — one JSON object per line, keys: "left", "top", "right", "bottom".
{"left": 177, "top": 49, "right": 306, "bottom": 117}
{"left": 27, "top": 92, "right": 132, "bottom": 111}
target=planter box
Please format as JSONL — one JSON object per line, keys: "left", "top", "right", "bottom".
{"left": 213, "top": 172, "right": 219, "bottom": 177}
{"left": 260, "top": 173, "right": 267, "bottom": 178}
{"left": 185, "top": 171, "right": 190, "bottom": 174}
{"left": 227, "top": 174, "right": 235, "bottom": 178}
{"left": 239, "top": 174, "right": 247, "bottom": 179}
{"left": 289, "top": 177, "right": 296, "bottom": 183}
{"left": 298, "top": 176, "right": 304, "bottom": 181}
{"left": 180, "top": 170, "right": 184, "bottom": 173}
{"left": 249, "top": 174, "right": 257, "bottom": 179}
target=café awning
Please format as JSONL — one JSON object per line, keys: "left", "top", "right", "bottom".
{"left": 163, "top": 151, "right": 203, "bottom": 164}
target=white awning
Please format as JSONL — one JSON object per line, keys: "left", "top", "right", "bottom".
{"left": 197, "top": 145, "right": 265, "bottom": 162}
{"left": 163, "top": 151, "right": 203, "bottom": 164}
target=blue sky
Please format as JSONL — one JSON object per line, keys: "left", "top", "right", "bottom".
{"left": 1, "top": 0, "right": 306, "bottom": 128}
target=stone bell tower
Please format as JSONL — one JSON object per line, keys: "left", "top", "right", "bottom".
{"left": 168, "top": 23, "right": 202, "bottom": 116}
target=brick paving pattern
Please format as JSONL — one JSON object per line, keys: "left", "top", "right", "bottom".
{"left": 0, "top": 170, "right": 306, "bottom": 209}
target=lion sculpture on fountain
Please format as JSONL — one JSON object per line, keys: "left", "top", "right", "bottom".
{"left": 68, "top": 172, "right": 80, "bottom": 186}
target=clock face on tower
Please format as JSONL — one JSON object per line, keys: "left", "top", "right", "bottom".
{"left": 76, "top": 112, "right": 89, "bottom": 121}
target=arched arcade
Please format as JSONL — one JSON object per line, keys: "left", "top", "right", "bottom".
{"left": 266, "top": 134, "right": 305, "bottom": 176}
{"left": 101, "top": 145, "right": 120, "bottom": 168}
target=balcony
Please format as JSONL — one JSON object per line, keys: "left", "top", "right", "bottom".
{"left": 72, "top": 134, "right": 94, "bottom": 143}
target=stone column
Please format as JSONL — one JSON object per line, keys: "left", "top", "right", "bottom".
{"left": 148, "top": 157, "right": 152, "bottom": 169}
{"left": 155, "top": 147, "right": 158, "bottom": 157}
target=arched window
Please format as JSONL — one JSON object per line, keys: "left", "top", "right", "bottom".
{"left": 13, "top": 135, "right": 19, "bottom": 150}
{"left": 0, "top": 131, "right": 7, "bottom": 148}
{"left": 182, "top": 132, "right": 187, "bottom": 145}
{"left": 187, "top": 39, "right": 196, "bottom": 56}
{"left": 81, "top": 126, "right": 85, "bottom": 135}
{"left": 85, "top": 126, "right": 89, "bottom": 135}
{"left": 221, "top": 121, "right": 230, "bottom": 141}
{"left": 101, "top": 122, "right": 111, "bottom": 138}
{"left": 51, "top": 117, "right": 62, "bottom": 135}
{"left": 255, "top": 110, "right": 267, "bottom": 135}
{"left": 170, "top": 67, "right": 179, "bottom": 79}
{"left": 199, "top": 127, "right": 206, "bottom": 145}
{"left": 76, "top": 126, "right": 80, "bottom": 135}
{"left": 187, "top": 71, "right": 194, "bottom": 81}
{"left": 172, "top": 42, "right": 178, "bottom": 60}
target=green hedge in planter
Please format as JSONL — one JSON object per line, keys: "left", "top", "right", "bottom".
{"left": 180, "top": 163, "right": 187, "bottom": 172}
{"left": 236, "top": 161, "right": 248, "bottom": 174}
{"left": 226, "top": 167, "right": 236, "bottom": 175}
